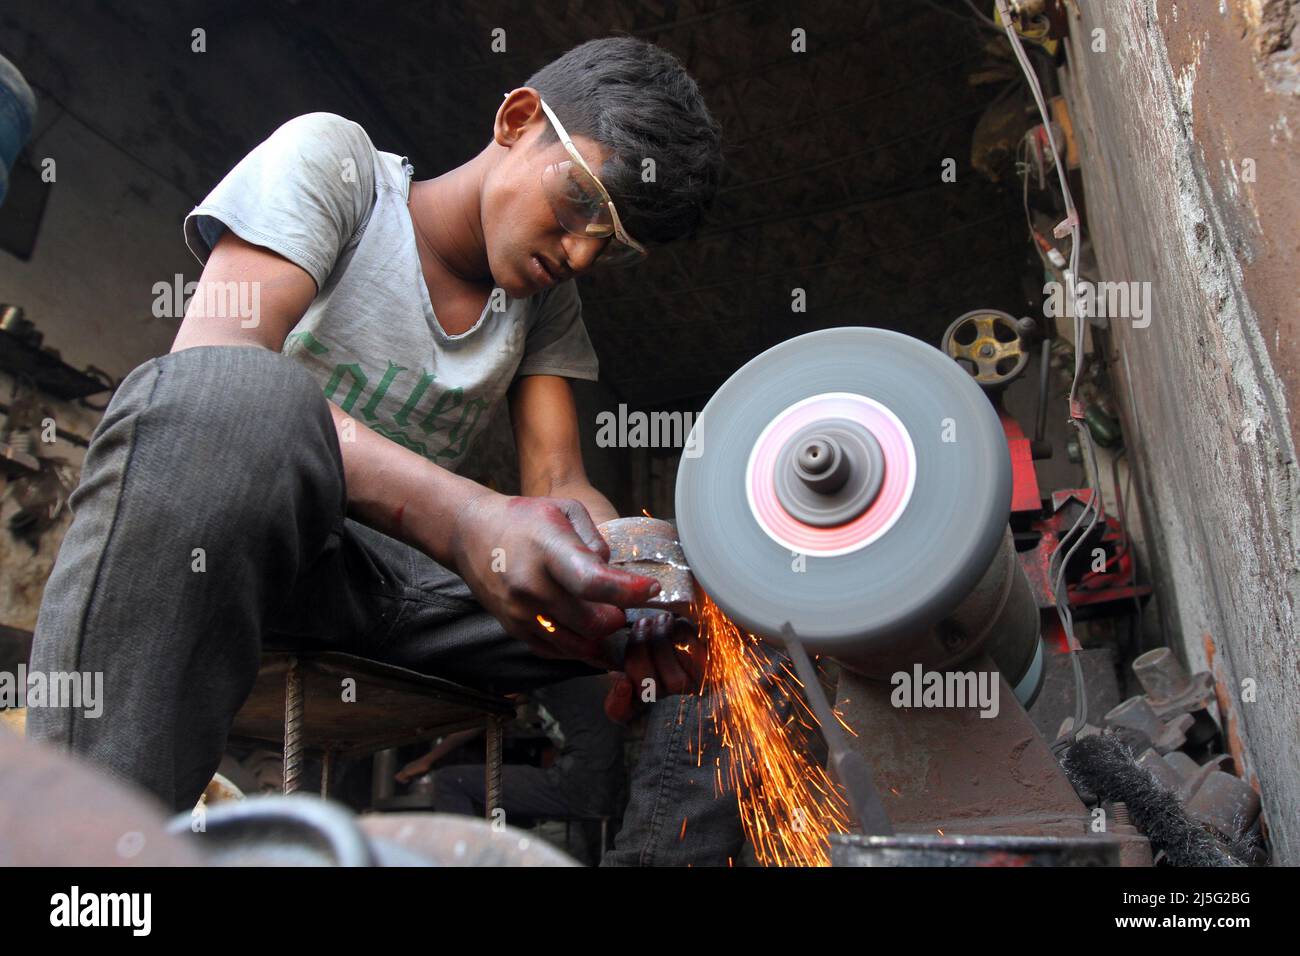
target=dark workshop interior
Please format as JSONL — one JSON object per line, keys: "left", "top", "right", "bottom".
{"left": 0, "top": 0, "right": 1296, "bottom": 882}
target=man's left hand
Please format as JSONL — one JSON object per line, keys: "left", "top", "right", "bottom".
{"left": 604, "top": 611, "right": 705, "bottom": 723}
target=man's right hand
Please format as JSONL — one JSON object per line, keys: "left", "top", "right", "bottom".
{"left": 450, "top": 492, "right": 662, "bottom": 665}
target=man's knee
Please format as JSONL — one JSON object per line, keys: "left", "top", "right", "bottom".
{"left": 148, "top": 345, "right": 335, "bottom": 454}
{"left": 96, "top": 346, "right": 343, "bottom": 522}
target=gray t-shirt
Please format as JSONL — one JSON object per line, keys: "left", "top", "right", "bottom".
{"left": 183, "top": 112, "right": 599, "bottom": 472}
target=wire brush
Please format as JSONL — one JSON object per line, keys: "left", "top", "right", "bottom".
{"left": 1061, "top": 733, "right": 1245, "bottom": 867}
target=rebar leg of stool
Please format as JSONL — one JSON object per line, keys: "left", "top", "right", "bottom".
{"left": 320, "top": 749, "right": 332, "bottom": 799}
{"left": 485, "top": 715, "right": 504, "bottom": 822}
{"left": 283, "top": 657, "right": 304, "bottom": 794}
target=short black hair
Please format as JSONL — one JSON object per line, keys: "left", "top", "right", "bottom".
{"left": 525, "top": 36, "right": 723, "bottom": 245}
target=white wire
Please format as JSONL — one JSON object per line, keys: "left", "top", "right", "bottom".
{"left": 994, "top": 0, "right": 1098, "bottom": 740}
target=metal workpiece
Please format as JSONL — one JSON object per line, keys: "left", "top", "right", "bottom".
{"left": 830, "top": 832, "right": 1120, "bottom": 867}
{"left": 1104, "top": 695, "right": 1196, "bottom": 754}
{"left": 675, "top": 327, "right": 1013, "bottom": 671}
{"left": 598, "top": 516, "right": 696, "bottom": 617}
{"left": 1131, "top": 647, "right": 1216, "bottom": 720}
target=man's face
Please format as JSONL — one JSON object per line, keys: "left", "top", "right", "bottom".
{"left": 482, "top": 97, "right": 616, "bottom": 298}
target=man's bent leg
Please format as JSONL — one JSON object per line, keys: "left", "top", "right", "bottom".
{"left": 602, "top": 644, "right": 793, "bottom": 867}
{"left": 28, "top": 346, "right": 347, "bottom": 811}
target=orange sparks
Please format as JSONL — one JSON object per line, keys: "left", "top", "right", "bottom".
{"left": 641, "top": 507, "right": 654, "bottom": 518}
{"left": 535, "top": 614, "right": 556, "bottom": 633}
{"left": 831, "top": 708, "right": 859, "bottom": 738}
{"left": 679, "top": 818, "right": 688, "bottom": 841}
{"left": 694, "top": 592, "right": 852, "bottom": 866}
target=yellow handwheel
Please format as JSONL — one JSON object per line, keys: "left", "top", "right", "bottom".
{"left": 941, "top": 309, "right": 1029, "bottom": 388}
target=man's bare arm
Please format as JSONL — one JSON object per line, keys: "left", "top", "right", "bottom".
{"left": 170, "top": 232, "right": 659, "bottom": 663}
{"left": 509, "top": 373, "right": 618, "bottom": 524}
{"left": 171, "top": 231, "right": 495, "bottom": 566}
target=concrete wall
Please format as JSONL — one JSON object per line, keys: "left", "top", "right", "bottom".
{"left": 0, "top": 98, "right": 193, "bottom": 630}
{"left": 1062, "top": 1, "right": 1300, "bottom": 860}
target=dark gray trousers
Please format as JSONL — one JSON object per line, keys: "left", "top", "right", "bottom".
{"left": 27, "top": 345, "right": 749, "bottom": 865}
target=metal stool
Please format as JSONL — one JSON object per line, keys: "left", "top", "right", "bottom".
{"left": 229, "top": 651, "right": 513, "bottom": 820}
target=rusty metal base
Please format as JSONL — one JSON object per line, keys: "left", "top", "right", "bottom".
{"left": 834, "top": 655, "right": 1111, "bottom": 843}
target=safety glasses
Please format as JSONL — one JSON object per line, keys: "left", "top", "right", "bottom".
{"left": 535, "top": 97, "right": 647, "bottom": 267}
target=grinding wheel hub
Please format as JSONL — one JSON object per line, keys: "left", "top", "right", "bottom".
{"left": 749, "top": 393, "right": 915, "bottom": 556}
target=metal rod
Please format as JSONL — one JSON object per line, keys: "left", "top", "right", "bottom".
{"left": 1034, "top": 337, "right": 1051, "bottom": 444}
{"left": 781, "top": 624, "right": 894, "bottom": 835}
{"left": 283, "top": 658, "right": 304, "bottom": 795}
{"left": 484, "top": 715, "right": 504, "bottom": 821}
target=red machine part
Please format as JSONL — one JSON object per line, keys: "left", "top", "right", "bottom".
{"left": 999, "top": 408, "right": 1041, "bottom": 515}
{"left": 999, "top": 412, "right": 1150, "bottom": 655}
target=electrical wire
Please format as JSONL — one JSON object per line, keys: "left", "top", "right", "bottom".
{"left": 993, "top": 0, "right": 1098, "bottom": 744}
{"left": 961, "top": 0, "right": 1003, "bottom": 29}
{"left": 915, "top": 0, "right": 1004, "bottom": 34}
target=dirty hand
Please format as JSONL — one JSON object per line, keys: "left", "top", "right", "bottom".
{"left": 451, "top": 492, "right": 663, "bottom": 665}
{"left": 604, "top": 611, "right": 706, "bottom": 724}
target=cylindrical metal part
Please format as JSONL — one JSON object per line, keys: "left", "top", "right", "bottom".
{"left": 1132, "top": 647, "right": 1191, "bottom": 706}
{"left": 1186, "top": 772, "right": 1261, "bottom": 838}
{"left": 836, "top": 526, "right": 1040, "bottom": 692}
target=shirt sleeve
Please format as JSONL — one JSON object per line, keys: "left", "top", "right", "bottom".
{"left": 515, "top": 279, "right": 600, "bottom": 381}
{"left": 183, "top": 112, "right": 377, "bottom": 290}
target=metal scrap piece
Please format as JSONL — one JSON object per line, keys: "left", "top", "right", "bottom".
{"left": 598, "top": 516, "right": 697, "bottom": 617}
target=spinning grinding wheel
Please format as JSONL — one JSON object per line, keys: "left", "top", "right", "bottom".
{"left": 941, "top": 309, "right": 1029, "bottom": 389}
{"left": 675, "top": 327, "right": 1015, "bottom": 677}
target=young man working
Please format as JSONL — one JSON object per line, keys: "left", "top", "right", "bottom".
{"left": 28, "top": 37, "right": 747, "bottom": 865}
